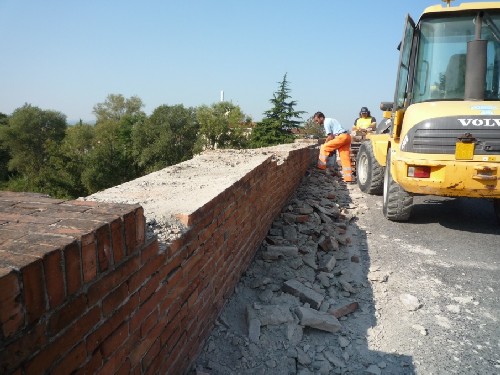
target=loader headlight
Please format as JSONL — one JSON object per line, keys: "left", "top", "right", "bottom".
{"left": 408, "top": 166, "right": 430, "bottom": 178}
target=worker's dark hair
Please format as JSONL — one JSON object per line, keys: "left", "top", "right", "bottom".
{"left": 313, "top": 111, "right": 325, "bottom": 119}
{"left": 359, "top": 107, "right": 371, "bottom": 117}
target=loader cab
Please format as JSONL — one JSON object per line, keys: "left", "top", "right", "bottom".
{"left": 391, "top": 7, "right": 500, "bottom": 112}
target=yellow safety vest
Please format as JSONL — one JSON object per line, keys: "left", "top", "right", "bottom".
{"left": 355, "top": 117, "right": 373, "bottom": 129}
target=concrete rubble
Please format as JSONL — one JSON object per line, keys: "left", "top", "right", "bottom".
{"left": 192, "top": 168, "right": 402, "bottom": 374}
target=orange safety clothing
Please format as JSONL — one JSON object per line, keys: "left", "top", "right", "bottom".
{"left": 317, "top": 133, "right": 353, "bottom": 182}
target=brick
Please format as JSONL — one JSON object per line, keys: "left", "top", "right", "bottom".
{"left": 0, "top": 249, "right": 39, "bottom": 270}
{"left": 126, "top": 328, "right": 149, "bottom": 364}
{"left": 140, "top": 309, "right": 159, "bottom": 338}
{"left": 0, "top": 322, "right": 46, "bottom": 374}
{"left": 130, "top": 296, "right": 158, "bottom": 335}
{"left": 87, "top": 254, "right": 140, "bottom": 306}
{"left": 21, "top": 232, "right": 74, "bottom": 248}
{"left": 25, "top": 306, "right": 101, "bottom": 375}
{"left": 167, "top": 302, "right": 188, "bottom": 335}
{"left": 135, "top": 207, "right": 145, "bottom": 248}
{"left": 98, "top": 332, "right": 136, "bottom": 375}
{"left": 136, "top": 288, "right": 164, "bottom": 328}
{"left": 43, "top": 249, "right": 66, "bottom": 309}
{"left": 295, "top": 306, "right": 341, "bottom": 333}
{"left": 96, "top": 224, "right": 112, "bottom": 272}
{"left": 123, "top": 211, "right": 137, "bottom": 255}
{"left": 48, "top": 293, "right": 88, "bottom": 336}
{"left": 102, "top": 282, "right": 129, "bottom": 317}
{"left": 187, "top": 334, "right": 202, "bottom": 360}
{"left": 100, "top": 321, "right": 129, "bottom": 358}
{"left": 175, "top": 213, "right": 191, "bottom": 227}
{"left": 159, "top": 286, "right": 179, "bottom": 314}
{"left": 74, "top": 350, "right": 103, "bottom": 375}
{"left": 57, "top": 218, "right": 107, "bottom": 235}
{"left": 128, "top": 252, "right": 165, "bottom": 294}
{"left": 98, "top": 347, "right": 127, "bottom": 375}
{"left": 329, "top": 302, "right": 359, "bottom": 318}
{"left": 141, "top": 338, "right": 161, "bottom": 373}
{"left": 116, "top": 359, "right": 132, "bottom": 375}
{"left": 81, "top": 232, "right": 97, "bottom": 283}
{"left": 86, "top": 293, "right": 139, "bottom": 354}
{"left": 144, "top": 348, "right": 165, "bottom": 375}
{"left": 140, "top": 239, "right": 160, "bottom": 265}
{"left": 22, "top": 259, "right": 47, "bottom": 324}
{"left": 64, "top": 241, "right": 82, "bottom": 295}
{"left": 164, "top": 331, "right": 187, "bottom": 370}
{"left": 111, "top": 218, "right": 125, "bottom": 263}
{"left": 52, "top": 226, "right": 87, "bottom": 237}
{"left": 0, "top": 228, "right": 26, "bottom": 244}
{"left": 166, "top": 237, "right": 183, "bottom": 258}
{"left": 161, "top": 324, "right": 181, "bottom": 353}
{"left": 0, "top": 270, "right": 24, "bottom": 338}
{"left": 51, "top": 341, "right": 87, "bottom": 375}
{"left": 139, "top": 271, "right": 162, "bottom": 303}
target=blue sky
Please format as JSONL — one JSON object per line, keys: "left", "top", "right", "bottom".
{"left": 0, "top": 1, "right": 478, "bottom": 127}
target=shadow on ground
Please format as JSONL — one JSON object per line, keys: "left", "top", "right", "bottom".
{"left": 410, "top": 196, "right": 500, "bottom": 235}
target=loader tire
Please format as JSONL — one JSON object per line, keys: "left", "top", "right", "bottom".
{"left": 494, "top": 199, "right": 500, "bottom": 224}
{"left": 356, "top": 142, "right": 384, "bottom": 195}
{"left": 382, "top": 149, "right": 413, "bottom": 221}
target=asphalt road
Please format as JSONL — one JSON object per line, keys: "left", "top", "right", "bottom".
{"left": 352, "top": 191, "right": 500, "bottom": 375}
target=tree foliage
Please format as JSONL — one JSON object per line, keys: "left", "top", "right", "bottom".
{"left": 0, "top": 113, "right": 10, "bottom": 181}
{"left": 81, "top": 119, "right": 137, "bottom": 194}
{"left": 93, "top": 94, "right": 145, "bottom": 123}
{"left": 0, "top": 104, "right": 67, "bottom": 182}
{"left": 40, "top": 123, "right": 96, "bottom": 198}
{"left": 132, "top": 104, "right": 198, "bottom": 173}
{"left": 1, "top": 84, "right": 297, "bottom": 198}
{"left": 194, "top": 101, "right": 249, "bottom": 152}
{"left": 250, "top": 73, "right": 305, "bottom": 147}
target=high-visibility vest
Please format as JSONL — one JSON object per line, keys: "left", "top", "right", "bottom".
{"left": 355, "top": 117, "right": 373, "bottom": 129}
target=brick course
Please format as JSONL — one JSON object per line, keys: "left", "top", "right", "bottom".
{"left": 0, "top": 143, "right": 316, "bottom": 374}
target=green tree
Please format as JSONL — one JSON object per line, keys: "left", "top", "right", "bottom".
{"left": 194, "top": 101, "right": 249, "bottom": 152}
{"left": 81, "top": 120, "right": 137, "bottom": 194}
{"left": 93, "top": 94, "right": 145, "bottom": 123}
{"left": 132, "top": 104, "right": 198, "bottom": 173}
{"left": 39, "top": 123, "right": 96, "bottom": 198}
{"left": 250, "top": 73, "right": 305, "bottom": 147}
{"left": 0, "top": 104, "right": 67, "bottom": 184}
{"left": 79, "top": 94, "right": 147, "bottom": 194}
{"left": 0, "top": 112, "right": 10, "bottom": 181}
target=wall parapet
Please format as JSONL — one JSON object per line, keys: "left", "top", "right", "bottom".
{"left": 0, "top": 142, "right": 317, "bottom": 374}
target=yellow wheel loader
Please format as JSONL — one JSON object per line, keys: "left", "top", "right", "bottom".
{"left": 357, "top": 0, "right": 500, "bottom": 222}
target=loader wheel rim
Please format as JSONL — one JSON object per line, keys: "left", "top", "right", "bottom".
{"left": 358, "top": 153, "right": 368, "bottom": 185}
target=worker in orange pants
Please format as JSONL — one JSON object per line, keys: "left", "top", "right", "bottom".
{"left": 313, "top": 111, "right": 353, "bottom": 183}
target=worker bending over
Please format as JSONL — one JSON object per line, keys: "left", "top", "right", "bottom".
{"left": 314, "top": 111, "right": 353, "bottom": 183}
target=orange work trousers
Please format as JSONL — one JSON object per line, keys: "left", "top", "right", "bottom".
{"left": 317, "top": 133, "right": 353, "bottom": 182}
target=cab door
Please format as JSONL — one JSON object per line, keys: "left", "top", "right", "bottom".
{"left": 394, "top": 15, "right": 416, "bottom": 109}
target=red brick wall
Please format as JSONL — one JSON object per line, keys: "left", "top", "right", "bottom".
{"left": 0, "top": 145, "right": 315, "bottom": 374}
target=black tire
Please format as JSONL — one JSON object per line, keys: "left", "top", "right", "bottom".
{"left": 382, "top": 149, "right": 413, "bottom": 221}
{"left": 494, "top": 199, "right": 500, "bottom": 224}
{"left": 356, "top": 142, "right": 385, "bottom": 195}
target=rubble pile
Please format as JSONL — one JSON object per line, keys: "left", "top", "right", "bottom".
{"left": 193, "top": 169, "right": 394, "bottom": 375}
